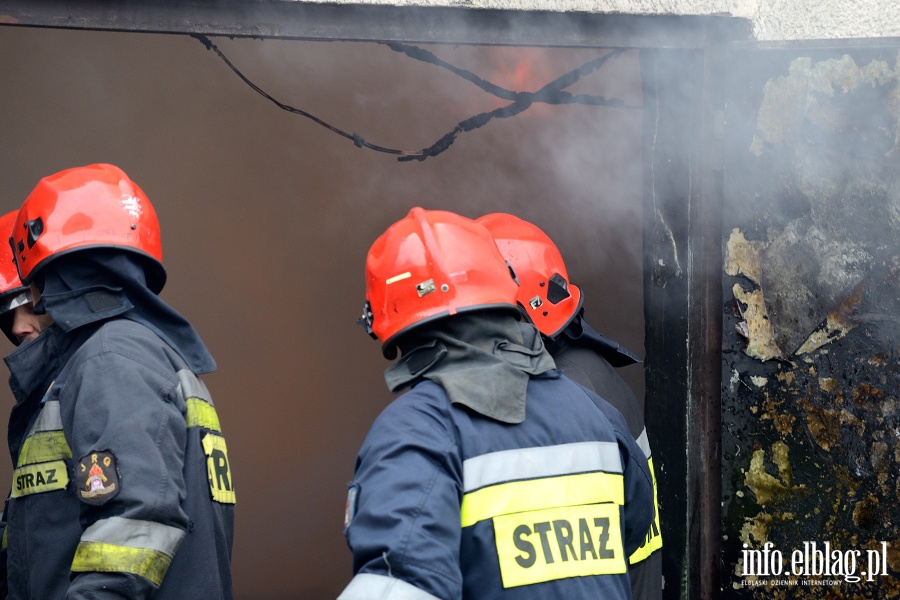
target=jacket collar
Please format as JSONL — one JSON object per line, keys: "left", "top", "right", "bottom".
{"left": 4, "top": 324, "right": 89, "bottom": 405}
{"left": 384, "top": 312, "right": 556, "bottom": 424}
{"left": 551, "top": 314, "right": 641, "bottom": 368}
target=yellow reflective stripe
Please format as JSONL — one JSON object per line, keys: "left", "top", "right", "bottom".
{"left": 11, "top": 461, "right": 69, "bottom": 498}
{"left": 17, "top": 431, "right": 72, "bottom": 467}
{"left": 17, "top": 400, "right": 72, "bottom": 468}
{"left": 179, "top": 369, "right": 221, "bottom": 432}
{"left": 629, "top": 456, "right": 663, "bottom": 564}
{"left": 461, "top": 472, "right": 624, "bottom": 528}
{"left": 71, "top": 541, "right": 172, "bottom": 586}
{"left": 74, "top": 517, "right": 185, "bottom": 586}
{"left": 494, "top": 502, "right": 626, "bottom": 588}
{"left": 186, "top": 398, "right": 221, "bottom": 432}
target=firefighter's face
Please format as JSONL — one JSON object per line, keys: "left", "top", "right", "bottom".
{"left": 11, "top": 284, "right": 53, "bottom": 343}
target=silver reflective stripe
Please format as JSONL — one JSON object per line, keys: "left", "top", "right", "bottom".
{"left": 636, "top": 428, "right": 652, "bottom": 459}
{"left": 176, "top": 369, "right": 213, "bottom": 404}
{"left": 81, "top": 517, "right": 185, "bottom": 557}
{"left": 463, "top": 441, "right": 622, "bottom": 493}
{"left": 338, "top": 573, "right": 441, "bottom": 600}
{"left": 30, "top": 401, "right": 63, "bottom": 433}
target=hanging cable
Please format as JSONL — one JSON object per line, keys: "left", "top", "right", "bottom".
{"left": 192, "top": 34, "right": 636, "bottom": 162}
{"left": 192, "top": 34, "right": 420, "bottom": 157}
{"left": 398, "top": 48, "right": 635, "bottom": 161}
{"left": 382, "top": 42, "right": 640, "bottom": 109}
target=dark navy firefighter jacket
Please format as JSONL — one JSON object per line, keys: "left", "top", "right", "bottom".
{"left": 547, "top": 317, "right": 663, "bottom": 600}
{"left": 1, "top": 318, "right": 235, "bottom": 599}
{"left": 340, "top": 370, "right": 654, "bottom": 600}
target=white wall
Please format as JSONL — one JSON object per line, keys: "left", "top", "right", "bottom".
{"left": 306, "top": 0, "right": 900, "bottom": 42}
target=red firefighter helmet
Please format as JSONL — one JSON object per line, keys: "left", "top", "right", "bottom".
{"left": 361, "top": 207, "right": 520, "bottom": 358}
{"left": 477, "top": 212, "right": 582, "bottom": 339}
{"left": 10, "top": 163, "right": 166, "bottom": 293}
{"left": 0, "top": 210, "right": 32, "bottom": 345}
{"left": 0, "top": 210, "right": 30, "bottom": 313}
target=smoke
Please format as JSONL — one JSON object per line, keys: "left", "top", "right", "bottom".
{"left": 0, "top": 25, "right": 646, "bottom": 599}
{"left": 728, "top": 51, "right": 900, "bottom": 355}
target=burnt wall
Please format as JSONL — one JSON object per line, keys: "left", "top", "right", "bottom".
{"left": 721, "top": 46, "right": 900, "bottom": 598}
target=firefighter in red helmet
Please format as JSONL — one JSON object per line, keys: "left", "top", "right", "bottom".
{"left": 478, "top": 212, "right": 663, "bottom": 600}
{"left": 0, "top": 209, "right": 37, "bottom": 597}
{"left": 340, "top": 207, "right": 654, "bottom": 600}
{"left": 0, "top": 210, "right": 39, "bottom": 346}
{"left": 2, "top": 164, "right": 235, "bottom": 599}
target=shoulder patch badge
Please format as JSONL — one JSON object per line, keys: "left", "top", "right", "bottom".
{"left": 75, "top": 450, "right": 120, "bottom": 506}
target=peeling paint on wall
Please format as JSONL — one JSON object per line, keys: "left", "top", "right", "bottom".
{"left": 731, "top": 281, "right": 783, "bottom": 361}
{"left": 751, "top": 52, "right": 900, "bottom": 158}
{"left": 743, "top": 442, "right": 802, "bottom": 505}
{"left": 735, "top": 52, "right": 900, "bottom": 357}
{"left": 723, "top": 47, "right": 900, "bottom": 598}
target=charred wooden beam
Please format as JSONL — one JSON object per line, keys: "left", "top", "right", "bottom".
{"left": 641, "top": 46, "right": 725, "bottom": 600}
{"left": 0, "top": 0, "right": 751, "bottom": 48}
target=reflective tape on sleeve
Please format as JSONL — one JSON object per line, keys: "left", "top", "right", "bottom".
{"left": 186, "top": 398, "right": 221, "bottom": 432}
{"left": 72, "top": 542, "right": 173, "bottom": 586}
{"left": 337, "top": 573, "right": 442, "bottom": 600}
{"left": 30, "top": 400, "right": 64, "bottom": 433}
{"left": 72, "top": 517, "right": 185, "bottom": 586}
{"left": 17, "top": 401, "right": 72, "bottom": 467}
{"left": 17, "top": 431, "right": 72, "bottom": 466}
{"left": 628, "top": 456, "right": 663, "bottom": 564}
{"left": 463, "top": 442, "right": 623, "bottom": 493}
{"left": 635, "top": 428, "right": 652, "bottom": 459}
{"left": 176, "top": 369, "right": 212, "bottom": 404}
{"left": 79, "top": 516, "right": 185, "bottom": 555}
{"left": 179, "top": 369, "right": 221, "bottom": 432}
